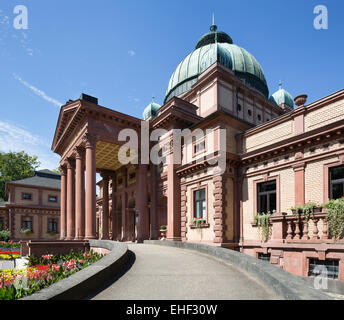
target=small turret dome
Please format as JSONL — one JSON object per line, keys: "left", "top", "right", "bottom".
{"left": 269, "top": 82, "right": 294, "bottom": 108}
{"left": 142, "top": 99, "right": 161, "bottom": 120}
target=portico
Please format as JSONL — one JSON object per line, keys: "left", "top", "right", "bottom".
{"left": 52, "top": 94, "right": 153, "bottom": 242}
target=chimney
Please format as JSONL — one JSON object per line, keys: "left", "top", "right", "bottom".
{"left": 80, "top": 93, "right": 98, "bottom": 105}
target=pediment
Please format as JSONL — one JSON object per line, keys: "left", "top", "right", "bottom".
{"left": 51, "top": 102, "right": 82, "bottom": 151}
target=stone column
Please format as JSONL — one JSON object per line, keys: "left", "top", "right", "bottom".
{"left": 66, "top": 158, "right": 75, "bottom": 240}
{"left": 75, "top": 147, "right": 85, "bottom": 240}
{"left": 150, "top": 164, "right": 158, "bottom": 239}
{"left": 121, "top": 167, "right": 128, "bottom": 241}
{"left": 100, "top": 172, "right": 110, "bottom": 240}
{"left": 84, "top": 134, "right": 97, "bottom": 240}
{"left": 111, "top": 174, "right": 117, "bottom": 240}
{"left": 121, "top": 191, "right": 128, "bottom": 241}
{"left": 59, "top": 165, "right": 67, "bottom": 240}
{"left": 137, "top": 164, "right": 148, "bottom": 243}
{"left": 166, "top": 146, "right": 181, "bottom": 241}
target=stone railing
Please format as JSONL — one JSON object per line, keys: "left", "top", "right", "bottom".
{"left": 268, "top": 211, "right": 342, "bottom": 243}
{"left": 21, "top": 240, "right": 129, "bottom": 300}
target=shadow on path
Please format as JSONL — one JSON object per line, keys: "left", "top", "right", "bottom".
{"left": 84, "top": 250, "right": 136, "bottom": 300}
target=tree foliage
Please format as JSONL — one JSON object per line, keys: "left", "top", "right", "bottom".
{"left": 0, "top": 151, "right": 40, "bottom": 201}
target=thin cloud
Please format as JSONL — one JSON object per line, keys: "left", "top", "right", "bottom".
{"left": 13, "top": 73, "right": 62, "bottom": 107}
{"left": 0, "top": 120, "right": 59, "bottom": 170}
{"left": 128, "top": 50, "right": 136, "bottom": 57}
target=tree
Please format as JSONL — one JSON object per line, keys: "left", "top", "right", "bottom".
{"left": 0, "top": 151, "right": 40, "bottom": 201}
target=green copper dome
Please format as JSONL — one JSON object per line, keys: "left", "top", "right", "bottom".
{"left": 164, "top": 24, "right": 269, "bottom": 103}
{"left": 142, "top": 100, "right": 161, "bottom": 120}
{"left": 269, "top": 83, "right": 294, "bottom": 108}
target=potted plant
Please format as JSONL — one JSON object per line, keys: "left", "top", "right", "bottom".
{"left": 20, "top": 228, "right": 32, "bottom": 236}
{"left": 254, "top": 212, "right": 272, "bottom": 242}
{"left": 160, "top": 225, "right": 167, "bottom": 240}
{"left": 290, "top": 205, "right": 303, "bottom": 216}
{"left": 192, "top": 217, "right": 206, "bottom": 228}
{"left": 302, "top": 201, "right": 315, "bottom": 222}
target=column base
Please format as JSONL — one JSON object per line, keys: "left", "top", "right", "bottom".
{"left": 84, "top": 236, "right": 97, "bottom": 240}
{"left": 166, "top": 237, "right": 182, "bottom": 241}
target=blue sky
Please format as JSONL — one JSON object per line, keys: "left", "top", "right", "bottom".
{"left": 0, "top": 0, "right": 342, "bottom": 170}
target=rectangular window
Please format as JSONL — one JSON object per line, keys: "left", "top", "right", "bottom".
{"left": 0, "top": 217, "right": 3, "bottom": 230}
{"left": 258, "top": 253, "right": 271, "bottom": 262}
{"left": 194, "top": 189, "right": 206, "bottom": 219}
{"left": 22, "top": 193, "right": 32, "bottom": 200}
{"left": 308, "top": 259, "right": 339, "bottom": 279}
{"left": 330, "top": 165, "right": 344, "bottom": 200}
{"left": 193, "top": 140, "right": 206, "bottom": 155}
{"left": 21, "top": 218, "right": 33, "bottom": 232}
{"left": 48, "top": 219, "right": 58, "bottom": 233}
{"left": 48, "top": 195, "right": 57, "bottom": 203}
{"left": 257, "top": 180, "right": 276, "bottom": 214}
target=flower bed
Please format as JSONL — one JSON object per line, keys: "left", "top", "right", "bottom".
{"left": 0, "top": 242, "right": 21, "bottom": 260}
{"left": 0, "top": 250, "right": 104, "bottom": 300}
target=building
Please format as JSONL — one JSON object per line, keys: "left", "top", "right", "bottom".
{"left": 52, "top": 23, "right": 344, "bottom": 280}
{"left": 0, "top": 170, "right": 61, "bottom": 240}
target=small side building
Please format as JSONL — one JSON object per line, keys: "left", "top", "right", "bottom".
{"left": 0, "top": 170, "right": 61, "bottom": 241}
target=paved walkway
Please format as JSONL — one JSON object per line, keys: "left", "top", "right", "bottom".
{"left": 89, "top": 244, "right": 278, "bottom": 300}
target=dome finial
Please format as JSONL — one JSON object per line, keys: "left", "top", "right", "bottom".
{"left": 210, "top": 13, "right": 217, "bottom": 32}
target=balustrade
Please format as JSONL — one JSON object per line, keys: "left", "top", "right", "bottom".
{"left": 268, "top": 211, "right": 343, "bottom": 243}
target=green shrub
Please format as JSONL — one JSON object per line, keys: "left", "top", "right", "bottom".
{"left": 324, "top": 198, "right": 344, "bottom": 241}
{"left": 0, "top": 230, "right": 10, "bottom": 242}
{"left": 254, "top": 213, "right": 272, "bottom": 242}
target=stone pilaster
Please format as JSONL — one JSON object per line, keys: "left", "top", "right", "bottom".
{"left": 180, "top": 178, "right": 188, "bottom": 242}
{"left": 213, "top": 175, "right": 227, "bottom": 244}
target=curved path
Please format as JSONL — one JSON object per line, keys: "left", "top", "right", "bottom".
{"left": 89, "top": 244, "right": 278, "bottom": 300}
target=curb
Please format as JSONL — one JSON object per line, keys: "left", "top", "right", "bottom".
{"left": 21, "top": 240, "right": 128, "bottom": 300}
{"left": 144, "top": 240, "right": 331, "bottom": 300}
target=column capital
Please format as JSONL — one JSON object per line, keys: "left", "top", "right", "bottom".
{"left": 83, "top": 133, "right": 98, "bottom": 149}
{"left": 74, "top": 146, "right": 85, "bottom": 159}
{"left": 59, "top": 165, "right": 67, "bottom": 176}
{"left": 66, "top": 158, "right": 75, "bottom": 169}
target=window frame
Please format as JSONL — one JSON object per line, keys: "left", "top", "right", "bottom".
{"left": 192, "top": 136, "right": 207, "bottom": 157}
{"left": 47, "top": 218, "right": 58, "bottom": 233}
{"left": 21, "top": 216, "right": 33, "bottom": 232}
{"left": 191, "top": 185, "right": 208, "bottom": 224}
{"left": 257, "top": 180, "right": 277, "bottom": 214}
{"left": 329, "top": 165, "right": 344, "bottom": 200}
{"left": 48, "top": 195, "right": 58, "bottom": 203}
{"left": 21, "top": 192, "right": 32, "bottom": 200}
{"left": 253, "top": 175, "right": 280, "bottom": 216}
{"left": 308, "top": 258, "right": 339, "bottom": 280}
{"left": 324, "top": 159, "right": 344, "bottom": 203}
